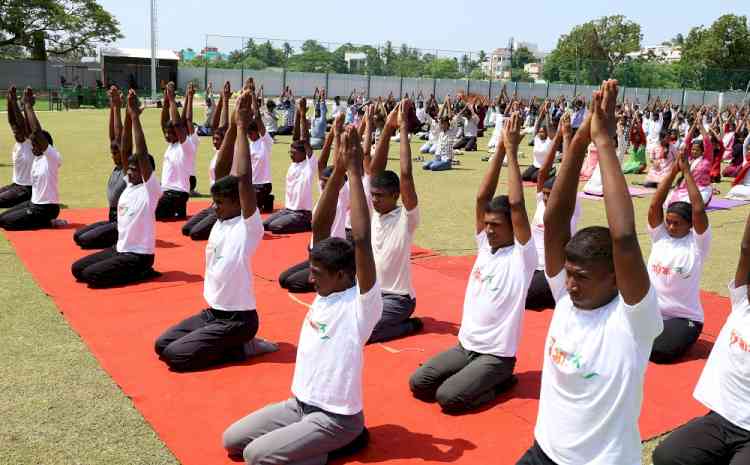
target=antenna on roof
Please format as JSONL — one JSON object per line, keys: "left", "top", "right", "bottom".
{"left": 149, "top": 0, "right": 158, "bottom": 100}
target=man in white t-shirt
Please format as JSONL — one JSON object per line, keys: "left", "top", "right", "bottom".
{"left": 72, "top": 90, "right": 161, "bottom": 288}
{"left": 652, "top": 209, "right": 750, "bottom": 465}
{"left": 410, "top": 112, "right": 537, "bottom": 413}
{"left": 365, "top": 100, "right": 423, "bottom": 343}
{"left": 180, "top": 84, "right": 202, "bottom": 197}
{"left": 0, "top": 87, "right": 33, "bottom": 208}
{"left": 156, "top": 90, "right": 277, "bottom": 371}
{"left": 263, "top": 99, "right": 315, "bottom": 234}
{"left": 453, "top": 104, "right": 479, "bottom": 152}
{"left": 517, "top": 81, "right": 663, "bottom": 465}
{"left": 155, "top": 83, "right": 192, "bottom": 220}
{"left": 223, "top": 125, "right": 381, "bottom": 464}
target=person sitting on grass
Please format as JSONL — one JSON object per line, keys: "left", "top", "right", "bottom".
{"left": 71, "top": 90, "right": 160, "bottom": 288}
{"left": 258, "top": 86, "right": 278, "bottom": 139}
{"left": 647, "top": 148, "right": 710, "bottom": 364}
{"left": 0, "top": 86, "right": 33, "bottom": 208}
{"left": 309, "top": 87, "right": 328, "bottom": 150}
{"left": 222, "top": 125, "right": 380, "bottom": 465}
{"left": 423, "top": 96, "right": 460, "bottom": 172}
{"left": 263, "top": 97, "right": 315, "bottom": 234}
{"left": 275, "top": 86, "right": 295, "bottom": 136}
{"left": 621, "top": 115, "right": 648, "bottom": 174}
{"left": 667, "top": 116, "right": 715, "bottom": 206}
{"left": 155, "top": 83, "right": 193, "bottom": 220}
{"left": 0, "top": 88, "right": 62, "bottom": 231}
{"left": 651, "top": 205, "right": 750, "bottom": 465}
{"left": 73, "top": 86, "right": 127, "bottom": 249}
{"left": 516, "top": 80, "right": 663, "bottom": 465}
{"left": 643, "top": 129, "right": 677, "bottom": 188}
{"left": 183, "top": 83, "right": 201, "bottom": 197}
{"left": 155, "top": 89, "right": 277, "bottom": 372}
{"left": 409, "top": 112, "right": 536, "bottom": 414}
{"left": 453, "top": 103, "right": 479, "bottom": 152}
{"left": 521, "top": 101, "right": 554, "bottom": 183}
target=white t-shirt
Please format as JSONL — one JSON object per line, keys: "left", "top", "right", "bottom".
{"left": 532, "top": 136, "right": 553, "bottom": 168}
{"left": 187, "top": 133, "right": 200, "bottom": 176}
{"left": 648, "top": 224, "right": 711, "bottom": 322}
{"left": 458, "top": 232, "right": 537, "bottom": 357}
{"left": 251, "top": 133, "right": 273, "bottom": 185}
{"left": 161, "top": 141, "right": 193, "bottom": 193}
{"left": 12, "top": 139, "right": 34, "bottom": 186}
{"left": 372, "top": 206, "right": 420, "bottom": 297}
{"left": 203, "top": 210, "right": 264, "bottom": 311}
{"left": 693, "top": 281, "right": 750, "bottom": 431}
{"left": 291, "top": 282, "right": 383, "bottom": 415}
{"left": 208, "top": 151, "right": 218, "bottom": 187}
{"left": 30, "top": 146, "right": 62, "bottom": 205}
{"left": 531, "top": 193, "right": 581, "bottom": 271}
{"left": 311, "top": 180, "right": 350, "bottom": 248}
{"left": 116, "top": 174, "right": 161, "bottom": 254}
{"left": 463, "top": 115, "right": 479, "bottom": 138}
{"left": 535, "top": 271, "right": 662, "bottom": 465}
{"left": 285, "top": 154, "right": 316, "bottom": 211}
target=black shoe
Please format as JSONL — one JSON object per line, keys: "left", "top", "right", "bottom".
{"left": 408, "top": 317, "right": 423, "bottom": 334}
{"left": 327, "top": 427, "right": 369, "bottom": 463}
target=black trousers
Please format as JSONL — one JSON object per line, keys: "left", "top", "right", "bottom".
{"left": 279, "top": 259, "right": 315, "bottom": 293}
{"left": 155, "top": 189, "right": 189, "bottom": 220}
{"left": 516, "top": 441, "right": 558, "bottom": 465}
{"left": 0, "top": 183, "right": 32, "bottom": 208}
{"left": 453, "top": 136, "right": 477, "bottom": 151}
{"left": 181, "top": 206, "right": 217, "bottom": 241}
{"left": 255, "top": 183, "right": 274, "bottom": 213}
{"left": 154, "top": 308, "right": 259, "bottom": 372}
{"left": 74, "top": 220, "right": 118, "bottom": 249}
{"left": 652, "top": 411, "right": 750, "bottom": 465}
{"left": 409, "top": 343, "right": 516, "bottom": 413}
{"left": 263, "top": 208, "right": 312, "bottom": 234}
{"left": 189, "top": 175, "right": 197, "bottom": 192}
{"left": 276, "top": 126, "right": 294, "bottom": 136}
{"left": 525, "top": 270, "right": 555, "bottom": 311}
{"left": 0, "top": 201, "right": 59, "bottom": 230}
{"left": 71, "top": 247, "right": 156, "bottom": 288}
{"left": 368, "top": 293, "right": 417, "bottom": 344}
{"left": 522, "top": 165, "right": 541, "bottom": 182}
{"left": 650, "top": 318, "right": 703, "bottom": 364}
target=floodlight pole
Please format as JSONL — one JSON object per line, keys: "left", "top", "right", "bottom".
{"left": 150, "top": 0, "right": 158, "bottom": 99}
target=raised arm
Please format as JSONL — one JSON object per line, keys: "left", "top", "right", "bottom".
{"left": 160, "top": 89, "right": 170, "bottom": 137}
{"left": 677, "top": 149, "right": 709, "bottom": 234}
{"left": 182, "top": 83, "right": 195, "bottom": 136}
{"left": 735, "top": 208, "right": 750, "bottom": 287}
{"left": 504, "top": 112, "right": 531, "bottom": 244}
{"left": 312, "top": 133, "right": 346, "bottom": 245}
{"left": 214, "top": 104, "right": 238, "bottom": 180}
{"left": 593, "top": 80, "right": 649, "bottom": 305}
{"left": 399, "top": 100, "right": 418, "bottom": 211}
{"left": 476, "top": 121, "right": 508, "bottom": 234}
{"left": 126, "top": 90, "right": 153, "bottom": 182}
{"left": 120, "top": 98, "right": 133, "bottom": 170}
{"left": 7, "top": 86, "right": 28, "bottom": 139}
{"left": 370, "top": 102, "right": 399, "bottom": 176}
{"left": 167, "top": 84, "right": 187, "bottom": 143}
{"left": 234, "top": 91, "right": 258, "bottom": 218}
{"left": 362, "top": 105, "right": 374, "bottom": 174}
{"left": 648, "top": 162, "right": 679, "bottom": 229}
{"left": 109, "top": 86, "right": 123, "bottom": 146}
{"left": 317, "top": 122, "right": 337, "bottom": 180}
{"left": 22, "top": 88, "right": 48, "bottom": 152}
{"left": 537, "top": 114, "right": 568, "bottom": 193}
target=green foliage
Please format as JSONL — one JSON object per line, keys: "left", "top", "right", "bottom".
{"left": 423, "top": 58, "right": 461, "bottom": 79}
{"left": 0, "top": 0, "right": 122, "bottom": 60}
{"left": 510, "top": 68, "right": 534, "bottom": 83}
{"left": 511, "top": 46, "right": 535, "bottom": 68}
{"left": 614, "top": 59, "right": 680, "bottom": 88}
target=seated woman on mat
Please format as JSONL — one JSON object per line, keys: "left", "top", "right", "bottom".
{"left": 526, "top": 113, "right": 582, "bottom": 311}
{"left": 522, "top": 101, "right": 554, "bottom": 183}
{"left": 516, "top": 80, "right": 663, "bottom": 465}
{"left": 647, "top": 148, "right": 710, "bottom": 364}
{"left": 643, "top": 129, "right": 677, "bottom": 188}
{"left": 74, "top": 86, "right": 127, "bottom": 249}
{"left": 727, "top": 119, "right": 750, "bottom": 200}
{"left": 409, "top": 111, "right": 536, "bottom": 414}
{"left": 263, "top": 98, "right": 315, "bottom": 234}
{"left": 223, "top": 124, "right": 379, "bottom": 465}
{"left": 582, "top": 113, "right": 627, "bottom": 196}
{"left": 722, "top": 117, "right": 746, "bottom": 179}
{"left": 71, "top": 90, "right": 160, "bottom": 288}
{"left": 0, "top": 88, "right": 62, "bottom": 231}
{"left": 667, "top": 117, "right": 714, "bottom": 206}
{"left": 0, "top": 86, "right": 34, "bottom": 209}
{"left": 651, "top": 204, "right": 750, "bottom": 465}
{"left": 622, "top": 114, "right": 648, "bottom": 174}
{"left": 155, "top": 83, "right": 193, "bottom": 220}
{"left": 155, "top": 87, "right": 277, "bottom": 372}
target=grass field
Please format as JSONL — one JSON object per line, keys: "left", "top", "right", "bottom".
{"left": 1, "top": 107, "right": 745, "bottom": 464}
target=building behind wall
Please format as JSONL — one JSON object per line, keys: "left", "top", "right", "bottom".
{"left": 100, "top": 47, "right": 179, "bottom": 92}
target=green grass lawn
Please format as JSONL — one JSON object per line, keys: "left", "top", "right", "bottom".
{"left": 1, "top": 108, "right": 746, "bottom": 464}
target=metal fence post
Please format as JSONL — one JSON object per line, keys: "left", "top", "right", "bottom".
{"left": 399, "top": 75, "right": 403, "bottom": 99}
{"left": 681, "top": 88, "right": 686, "bottom": 108}
{"left": 546, "top": 81, "right": 550, "bottom": 98}
{"left": 282, "top": 68, "right": 287, "bottom": 93}
{"left": 366, "top": 73, "right": 371, "bottom": 100}
{"left": 325, "top": 72, "right": 330, "bottom": 96}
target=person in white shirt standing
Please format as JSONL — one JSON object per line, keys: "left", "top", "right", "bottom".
{"left": 366, "top": 99, "right": 423, "bottom": 343}
{"left": 0, "top": 86, "right": 33, "bottom": 208}
{"left": 71, "top": 90, "right": 160, "bottom": 288}
{"left": 0, "top": 87, "right": 62, "bottom": 230}
{"left": 410, "top": 112, "right": 537, "bottom": 413}
{"left": 263, "top": 98, "right": 314, "bottom": 234}
{"left": 155, "top": 88, "right": 277, "bottom": 372}
{"left": 517, "top": 80, "right": 663, "bottom": 465}
{"left": 652, "top": 207, "right": 750, "bottom": 465}
{"left": 155, "top": 82, "right": 192, "bottom": 220}
{"left": 223, "top": 124, "right": 381, "bottom": 465}
{"left": 646, "top": 148, "right": 710, "bottom": 363}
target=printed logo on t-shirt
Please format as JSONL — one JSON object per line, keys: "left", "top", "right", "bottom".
{"left": 729, "top": 328, "right": 750, "bottom": 353}
{"left": 650, "top": 263, "right": 691, "bottom": 279}
{"left": 118, "top": 204, "right": 134, "bottom": 218}
{"left": 306, "top": 315, "right": 331, "bottom": 340}
{"left": 548, "top": 337, "right": 599, "bottom": 379}
{"left": 471, "top": 267, "right": 501, "bottom": 292}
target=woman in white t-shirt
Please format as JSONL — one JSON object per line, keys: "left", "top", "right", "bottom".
{"left": 0, "top": 86, "right": 33, "bottom": 208}
{"left": 223, "top": 125, "right": 380, "bottom": 464}
{"left": 72, "top": 90, "right": 161, "bottom": 288}
{"left": 647, "top": 148, "right": 710, "bottom": 363}
{"left": 651, "top": 208, "right": 750, "bottom": 465}
{"left": 522, "top": 102, "right": 554, "bottom": 182}
{"left": 155, "top": 83, "right": 192, "bottom": 220}
{"left": 0, "top": 88, "right": 62, "bottom": 231}
{"left": 518, "top": 81, "right": 663, "bottom": 465}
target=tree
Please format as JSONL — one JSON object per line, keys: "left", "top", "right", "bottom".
{"left": 511, "top": 46, "right": 535, "bottom": 68}
{"left": 287, "top": 39, "right": 335, "bottom": 72}
{"left": 478, "top": 50, "right": 487, "bottom": 64}
{"left": 614, "top": 58, "right": 679, "bottom": 88}
{"left": 423, "top": 58, "right": 461, "bottom": 79}
{"left": 510, "top": 68, "right": 534, "bottom": 83}
{"left": 0, "top": 0, "right": 122, "bottom": 60}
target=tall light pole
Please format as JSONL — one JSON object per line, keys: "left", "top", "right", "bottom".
{"left": 150, "top": 0, "right": 158, "bottom": 99}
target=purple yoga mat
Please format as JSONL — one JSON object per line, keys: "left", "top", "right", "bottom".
{"left": 706, "top": 198, "right": 750, "bottom": 211}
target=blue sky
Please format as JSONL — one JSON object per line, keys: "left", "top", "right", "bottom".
{"left": 98, "top": 0, "right": 749, "bottom": 54}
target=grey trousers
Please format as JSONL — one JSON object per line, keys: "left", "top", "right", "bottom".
{"left": 409, "top": 343, "right": 516, "bottom": 413}
{"left": 367, "top": 293, "right": 417, "bottom": 344}
{"left": 223, "top": 397, "right": 364, "bottom": 465}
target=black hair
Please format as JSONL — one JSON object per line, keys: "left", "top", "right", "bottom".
{"left": 564, "top": 226, "right": 614, "bottom": 271}
{"left": 484, "top": 195, "right": 511, "bottom": 220}
{"left": 370, "top": 170, "right": 400, "bottom": 195}
{"left": 127, "top": 154, "right": 156, "bottom": 170}
{"left": 310, "top": 237, "right": 355, "bottom": 278}
{"left": 543, "top": 176, "right": 556, "bottom": 190}
{"left": 210, "top": 175, "right": 240, "bottom": 201}
{"left": 666, "top": 201, "right": 692, "bottom": 224}
{"left": 41, "top": 130, "right": 53, "bottom": 146}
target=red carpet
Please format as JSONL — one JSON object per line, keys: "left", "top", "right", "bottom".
{"left": 3, "top": 202, "right": 730, "bottom": 465}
